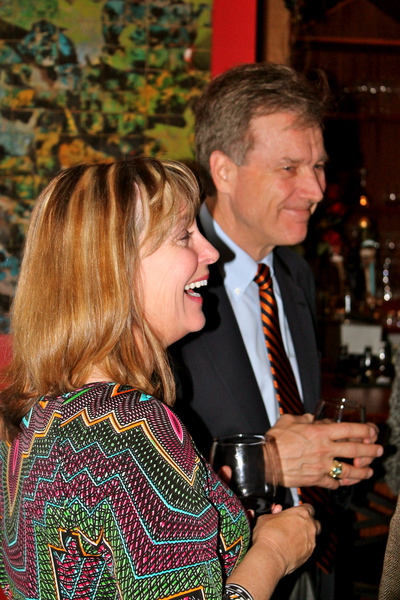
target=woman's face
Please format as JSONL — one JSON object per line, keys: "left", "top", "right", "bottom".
{"left": 140, "top": 219, "right": 219, "bottom": 347}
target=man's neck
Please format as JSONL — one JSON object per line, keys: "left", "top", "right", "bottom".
{"left": 204, "top": 195, "right": 275, "bottom": 261}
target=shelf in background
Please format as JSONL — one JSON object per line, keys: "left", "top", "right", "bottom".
{"left": 321, "top": 372, "right": 391, "bottom": 424}
{"left": 296, "top": 35, "right": 400, "bottom": 48}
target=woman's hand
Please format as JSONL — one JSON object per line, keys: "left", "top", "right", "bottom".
{"left": 217, "top": 463, "right": 319, "bottom": 576}
{"left": 251, "top": 503, "right": 320, "bottom": 576}
{"left": 226, "top": 503, "right": 320, "bottom": 599}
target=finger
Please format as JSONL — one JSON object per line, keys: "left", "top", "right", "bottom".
{"left": 343, "top": 464, "right": 373, "bottom": 480}
{"left": 338, "top": 472, "right": 378, "bottom": 486}
{"left": 363, "top": 437, "right": 378, "bottom": 445}
{"left": 338, "top": 477, "right": 364, "bottom": 486}
{"left": 302, "top": 413, "right": 314, "bottom": 422}
{"left": 285, "top": 413, "right": 313, "bottom": 424}
{"left": 321, "top": 463, "right": 357, "bottom": 488}
{"left": 218, "top": 465, "right": 232, "bottom": 484}
{"left": 315, "top": 519, "right": 322, "bottom": 536}
{"left": 271, "top": 503, "right": 283, "bottom": 514}
{"left": 270, "top": 413, "right": 313, "bottom": 429}
{"left": 333, "top": 464, "right": 373, "bottom": 483}
{"left": 300, "top": 503, "right": 315, "bottom": 517}
{"left": 354, "top": 456, "right": 376, "bottom": 468}
{"left": 366, "top": 421, "right": 379, "bottom": 442}
{"left": 321, "top": 475, "right": 341, "bottom": 490}
{"left": 326, "top": 422, "right": 379, "bottom": 441}
{"left": 333, "top": 440, "right": 383, "bottom": 460}
{"left": 316, "top": 417, "right": 335, "bottom": 425}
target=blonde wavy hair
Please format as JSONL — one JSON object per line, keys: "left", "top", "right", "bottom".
{"left": 0, "top": 157, "right": 200, "bottom": 443}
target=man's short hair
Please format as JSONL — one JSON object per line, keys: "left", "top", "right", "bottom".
{"left": 195, "top": 62, "right": 330, "bottom": 195}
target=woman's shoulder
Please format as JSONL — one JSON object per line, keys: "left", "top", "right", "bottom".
{"left": 18, "top": 383, "right": 159, "bottom": 447}
{"left": 57, "top": 382, "right": 194, "bottom": 460}
{"left": 59, "top": 382, "right": 157, "bottom": 420}
{"left": 57, "top": 382, "right": 174, "bottom": 429}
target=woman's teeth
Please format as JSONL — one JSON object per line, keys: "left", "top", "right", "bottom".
{"left": 185, "top": 280, "right": 207, "bottom": 290}
{"left": 185, "top": 279, "right": 207, "bottom": 297}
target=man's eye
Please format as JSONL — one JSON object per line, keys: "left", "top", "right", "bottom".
{"left": 315, "top": 163, "right": 325, "bottom": 171}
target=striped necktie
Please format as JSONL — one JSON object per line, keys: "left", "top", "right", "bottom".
{"left": 254, "top": 262, "right": 337, "bottom": 573}
{"left": 253, "top": 263, "right": 303, "bottom": 416}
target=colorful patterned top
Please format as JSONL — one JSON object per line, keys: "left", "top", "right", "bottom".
{"left": 0, "top": 383, "right": 251, "bottom": 600}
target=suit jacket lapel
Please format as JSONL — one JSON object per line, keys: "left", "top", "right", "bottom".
{"left": 274, "top": 249, "right": 320, "bottom": 413}
{"left": 201, "top": 264, "right": 271, "bottom": 431}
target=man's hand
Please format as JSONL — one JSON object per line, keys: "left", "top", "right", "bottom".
{"left": 268, "top": 413, "right": 383, "bottom": 489}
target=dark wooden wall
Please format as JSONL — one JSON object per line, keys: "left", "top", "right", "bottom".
{"left": 292, "top": 0, "right": 400, "bottom": 305}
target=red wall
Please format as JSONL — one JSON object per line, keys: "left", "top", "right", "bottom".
{"left": 0, "top": 334, "right": 12, "bottom": 372}
{"left": 211, "top": 0, "right": 258, "bottom": 76}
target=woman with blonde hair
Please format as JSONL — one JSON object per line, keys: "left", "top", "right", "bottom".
{"left": 0, "top": 157, "right": 319, "bottom": 600}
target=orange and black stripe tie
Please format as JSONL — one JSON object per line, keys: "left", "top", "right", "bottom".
{"left": 254, "top": 262, "right": 304, "bottom": 416}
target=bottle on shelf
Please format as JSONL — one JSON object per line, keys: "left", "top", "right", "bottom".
{"left": 380, "top": 240, "right": 396, "bottom": 304}
{"left": 375, "top": 341, "right": 394, "bottom": 386}
{"left": 359, "top": 240, "right": 379, "bottom": 306}
{"left": 334, "top": 344, "right": 350, "bottom": 386}
{"left": 359, "top": 345, "right": 375, "bottom": 385}
{"left": 346, "top": 168, "right": 380, "bottom": 317}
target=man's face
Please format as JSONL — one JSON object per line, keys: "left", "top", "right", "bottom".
{"left": 211, "top": 112, "right": 327, "bottom": 261}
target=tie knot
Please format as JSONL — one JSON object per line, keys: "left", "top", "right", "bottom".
{"left": 254, "top": 263, "right": 272, "bottom": 289}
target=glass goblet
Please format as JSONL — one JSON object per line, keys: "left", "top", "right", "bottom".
{"left": 314, "top": 397, "right": 366, "bottom": 472}
{"left": 210, "top": 433, "right": 281, "bottom": 515}
{"left": 314, "top": 398, "right": 366, "bottom": 423}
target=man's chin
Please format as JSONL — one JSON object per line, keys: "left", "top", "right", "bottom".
{"left": 285, "top": 232, "right": 308, "bottom": 248}
{"left": 292, "top": 223, "right": 310, "bottom": 243}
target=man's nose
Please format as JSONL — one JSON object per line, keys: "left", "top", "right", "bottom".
{"left": 301, "top": 169, "right": 325, "bottom": 203}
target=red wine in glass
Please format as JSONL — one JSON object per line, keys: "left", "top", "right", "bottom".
{"left": 210, "top": 433, "right": 280, "bottom": 515}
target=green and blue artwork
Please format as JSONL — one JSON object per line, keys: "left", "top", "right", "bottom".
{"left": 0, "top": 0, "right": 212, "bottom": 331}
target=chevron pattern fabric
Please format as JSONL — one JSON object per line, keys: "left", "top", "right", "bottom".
{"left": 0, "top": 383, "right": 250, "bottom": 600}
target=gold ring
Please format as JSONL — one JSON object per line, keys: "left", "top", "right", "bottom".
{"left": 329, "top": 459, "right": 343, "bottom": 479}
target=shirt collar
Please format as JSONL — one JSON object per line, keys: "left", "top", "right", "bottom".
{"left": 199, "top": 203, "right": 274, "bottom": 297}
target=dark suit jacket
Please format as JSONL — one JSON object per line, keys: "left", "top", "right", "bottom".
{"left": 171, "top": 243, "right": 344, "bottom": 594}
{"left": 170, "top": 245, "right": 321, "bottom": 458}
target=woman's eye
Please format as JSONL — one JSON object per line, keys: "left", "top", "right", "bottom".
{"left": 179, "top": 230, "right": 192, "bottom": 243}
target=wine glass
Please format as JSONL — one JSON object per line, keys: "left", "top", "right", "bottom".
{"left": 314, "top": 398, "right": 366, "bottom": 471}
{"left": 210, "top": 433, "right": 281, "bottom": 515}
{"left": 314, "top": 398, "right": 366, "bottom": 423}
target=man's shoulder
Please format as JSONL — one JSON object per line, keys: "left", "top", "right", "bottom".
{"left": 274, "top": 246, "right": 313, "bottom": 276}
{"left": 273, "top": 247, "right": 316, "bottom": 301}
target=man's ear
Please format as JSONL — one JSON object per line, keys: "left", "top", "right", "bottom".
{"left": 209, "top": 150, "right": 236, "bottom": 194}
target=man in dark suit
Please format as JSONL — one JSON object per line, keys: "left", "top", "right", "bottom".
{"left": 171, "top": 63, "right": 382, "bottom": 599}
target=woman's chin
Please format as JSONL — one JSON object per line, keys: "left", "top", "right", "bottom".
{"left": 174, "top": 316, "right": 207, "bottom": 345}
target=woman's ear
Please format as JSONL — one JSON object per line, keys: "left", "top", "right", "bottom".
{"left": 209, "top": 150, "right": 237, "bottom": 195}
